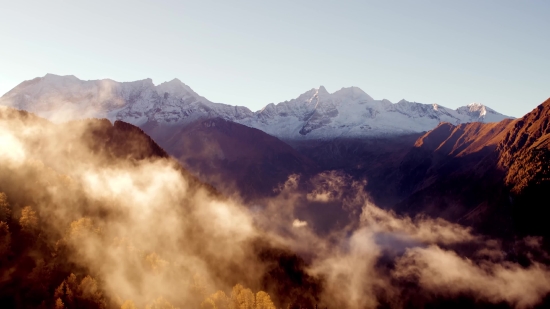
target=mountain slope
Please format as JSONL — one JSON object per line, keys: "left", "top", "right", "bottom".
{"left": 145, "top": 117, "right": 319, "bottom": 200}
{"left": 497, "top": 99, "right": 550, "bottom": 236}
{"left": 396, "top": 98, "right": 550, "bottom": 237}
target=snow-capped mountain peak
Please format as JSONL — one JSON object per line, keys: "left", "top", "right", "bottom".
{"left": 454, "top": 102, "right": 506, "bottom": 122}
{"left": 156, "top": 78, "right": 195, "bottom": 97}
{"left": 317, "top": 85, "right": 329, "bottom": 95}
{"left": 239, "top": 89, "right": 512, "bottom": 140}
{"left": 332, "top": 86, "right": 374, "bottom": 102}
{"left": 467, "top": 102, "right": 487, "bottom": 117}
{"left": 0, "top": 74, "right": 513, "bottom": 140}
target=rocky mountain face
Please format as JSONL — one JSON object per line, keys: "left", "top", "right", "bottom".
{"left": 0, "top": 74, "right": 512, "bottom": 141}
{"left": 395, "top": 99, "right": 550, "bottom": 238}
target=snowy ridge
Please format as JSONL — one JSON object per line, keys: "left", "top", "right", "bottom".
{"left": 0, "top": 74, "right": 513, "bottom": 140}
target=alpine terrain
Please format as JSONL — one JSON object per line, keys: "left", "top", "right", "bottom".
{"left": 0, "top": 74, "right": 513, "bottom": 202}
{"left": 0, "top": 74, "right": 511, "bottom": 140}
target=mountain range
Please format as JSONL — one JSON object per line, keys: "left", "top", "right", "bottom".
{"left": 0, "top": 74, "right": 511, "bottom": 141}
{"left": 3, "top": 74, "right": 549, "bottom": 240}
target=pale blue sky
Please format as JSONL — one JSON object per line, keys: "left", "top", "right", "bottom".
{"left": 1, "top": 0, "right": 548, "bottom": 117}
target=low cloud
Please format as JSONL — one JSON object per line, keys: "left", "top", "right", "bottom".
{"left": 361, "top": 202, "right": 477, "bottom": 245}
{"left": 394, "top": 245, "right": 550, "bottom": 308}
{"left": 292, "top": 219, "right": 308, "bottom": 228}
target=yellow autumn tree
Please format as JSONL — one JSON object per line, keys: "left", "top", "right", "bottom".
{"left": 19, "top": 206, "right": 38, "bottom": 233}
{"left": 204, "top": 284, "right": 277, "bottom": 309}
{"left": 144, "top": 252, "right": 169, "bottom": 274}
{"left": 201, "top": 290, "right": 230, "bottom": 309}
{"left": 68, "top": 217, "right": 101, "bottom": 239}
{"left": 78, "top": 276, "right": 105, "bottom": 306}
{"left": 54, "top": 273, "right": 106, "bottom": 309}
{"left": 255, "top": 291, "right": 276, "bottom": 309}
{"left": 59, "top": 217, "right": 102, "bottom": 251}
{"left": 230, "top": 284, "right": 255, "bottom": 309}
{"left": 55, "top": 298, "right": 65, "bottom": 309}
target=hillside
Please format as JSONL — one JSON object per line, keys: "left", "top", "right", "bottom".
{"left": 144, "top": 117, "right": 318, "bottom": 200}
{"left": 396, "top": 98, "right": 550, "bottom": 238}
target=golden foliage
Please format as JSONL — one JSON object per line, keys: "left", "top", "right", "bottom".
{"left": 230, "top": 284, "right": 255, "bottom": 309}
{"left": 79, "top": 276, "right": 104, "bottom": 303}
{"left": 203, "top": 284, "right": 277, "bottom": 309}
{"left": 68, "top": 217, "right": 101, "bottom": 239}
{"left": 19, "top": 205, "right": 39, "bottom": 233}
{"left": 202, "top": 298, "right": 218, "bottom": 309}
{"left": 255, "top": 291, "right": 276, "bottom": 309}
{"left": 54, "top": 273, "right": 106, "bottom": 309}
{"left": 201, "top": 290, "right": 230, "bottom": 309}
{"left": 144, "top": 252, "right": 169, "bottom": 273}
{"left": 55, "top": 298, "right": 65, "bottom": 309}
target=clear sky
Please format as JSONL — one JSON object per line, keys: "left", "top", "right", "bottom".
{"left": 1, "top": 0, "right": 549, "bottom": 117}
